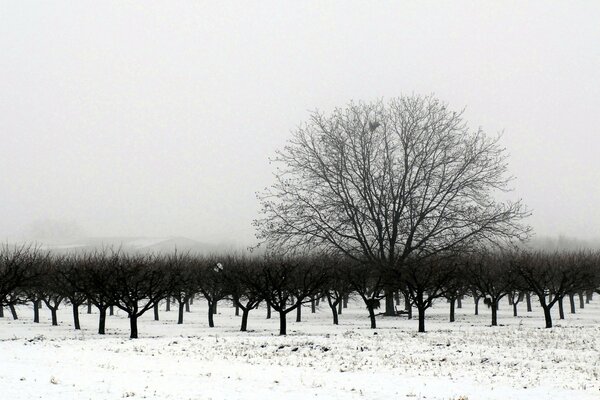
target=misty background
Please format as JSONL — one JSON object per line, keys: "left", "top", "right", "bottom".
{"left": 1, "top": 2, "right": 599, "bottom": 251}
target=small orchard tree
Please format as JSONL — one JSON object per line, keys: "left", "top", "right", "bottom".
{"left": 402, "top": 255, "right": 458, "bottom": 333}
{"left": 465, "top": 251, "right": 517, "bottom": 326}
{"left": 221, "top": 255, "right": 264, "bottom": 332}
{"left": 108, "top": 253, "right": 170, "bottom": 338}
{"left": 515, "top": 251, "right": 594, "bottom": 328}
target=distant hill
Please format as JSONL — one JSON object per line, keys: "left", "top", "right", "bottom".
{"left": 15, "top": 236, "right": 217, "bottom": 255}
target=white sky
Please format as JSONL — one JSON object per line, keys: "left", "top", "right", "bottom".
{"left": 1, "top": 1, "right": 599, "bottom": 245}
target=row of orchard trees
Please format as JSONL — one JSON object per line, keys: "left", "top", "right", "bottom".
{"left": 1, "top": 245, "right": 600, "bottom": 338}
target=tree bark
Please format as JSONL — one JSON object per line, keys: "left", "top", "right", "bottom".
{"left": 166, "top": 297, "right": 171, "bottom": 312}
{"left": 178, "top": 301, "right": 185, "bottom": 324}
{"left": 404, "top": 292, "right": 412, "bottom": 319}
{"left": 72, "top": 303, "right": 81, "bottom": 330}
{"left": 579, "top": 292, "right": 585, "bottom": 309}
{"left": 367, "top": 305, "right": 376, "bottom": 329}
{"left": 185, "top": 300, "right": 190, "bottom": 312}
{"left": 279, "top": 311, "right": 287, "bottom": 335}
{"left": 457, "top": 297, "right": 462, "bottom": 309}
{"left": 266, "top": 303, "right": 271, "bottom": 319}
{"left": 212, "top": 301, "right": 217, "bottom": 314}
{"left": 153, "top": 303, "right": 159, "bottom": 321}
{"left": 543, "top": 306, "right": 552, "bottom": 328}
{"left": 337, "top": 300, "right": 342, "bottom": 315}
{"left": 296, "top": 303, "right": 302, "bottom": 322}
{"left": 569, "top": 293, "right": 576, "bottom": 314}
{"left": 526, "top": 293, "right": 532, "bottom": 312}
{"left": 513, "top": 302, "right": 518, "bottom": 317}
{"left": 384, "top": 290, "right": 395, "bottom": 316}
{"left": 129, "top": 314, "right": 139, "bottom": 339}
{"left": 87, "top": 299, "right": 92, "bottom": 314}
{"left": 343, "top": 295, "right": 348, "bottom": 308}
{"left": 9, "top": 304, "right": 18, "bottom": 320}
{"left": 208, "top": 302, "right": 215, "bottom": 327}
{"left": 417, "top": 307, "right": 426, "bottom": 333}
{"left": 50, "top": 308, "right": 58, "bottom": 326}
{"left": 109, "top": 305, "right": 114, "bottom": 316}
{"left": 98, "top": 307, "right": 107, "bottom": 335}
{"left": 33, "top": 300, "right": 40, "bottom": 323}
{"left": 311, "top": 296, "right": 316, "bottom": 313}
{"left": 0, "top": 306, "right": 3, "bottom": 318}
{"left": 558, "top": 296, "right": 565, "bottom": 320}
{"left": 240, "top": 309, "right": 250, "bottom": 331}
{"left": 449, "top": 298, "right": 455, "bottom": 322}
{"left": 395, "top": 291, "right": 400, "bottom": 306}
{"left": 491, "top": 302, "right": 498, "bottom": 326}
{"left": 474, "top": 296, "right": 480, "bottom": 315}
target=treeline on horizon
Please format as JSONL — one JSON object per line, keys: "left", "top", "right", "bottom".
{"left": 1, "top": 245, "right": 599, "bottom": 338}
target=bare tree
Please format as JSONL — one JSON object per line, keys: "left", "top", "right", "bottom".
{"left": 465, "top": 251, "right": 516, "bottom": 326}
{"left": 255, "top": 95, "right": 530, "bottom": 315}
{"left": 515, "top": 251, "right": 594, "bottom": 328}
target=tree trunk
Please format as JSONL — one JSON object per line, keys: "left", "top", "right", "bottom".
{"left": 9, "top": 304, "right": 18, "bottom": 320}
{"left": 449, "top": 298, "right": 455, "bottom": 322}
{"left": 235, "top": 302, "right": 240, "bottom": 316}
{"left": 404, "top": 292, "right": 412, "bottom": 319}
{"left": 569, "top": 293, "right": 576, "bottom": 314}
{"left": 72, "top": 303, "right": 81, "bottom": 330}
{"left": 266, "top": 303, "right": 271, "bottom": 319}
{"left": 33, "top": 300, "right": 40, "bottom": 323}
{"left": 526, "top": 293, "right": 532, "bottom": 312}
{"left": 208, "top": 302, "right": 215, "bottom": 328}
{"left": 189, "top": 296, "right": 194, "bottom": 305}
{"left": 240, "top": 309, "right": 249, "bottom": 331}
{"left": 311, "top": 296, "right": 316, "bottom": 313}
{"left": 395, "top": 291, "right": 400, "bottom": 306}
{"left": 129, "top": 314, "right": 139, "bottom": 339}
{"left": 337, "top": 300, "right": 342, "bottom": 315}
{"left": 491, "top": 302, "right": 498, "bottom": 326}
{"left": 178, "top": 301, "right": 185, "bottom": 324}
{"left": 508, "top": 296, "right": 513, "bottom": 305}
{"left": 474, "top": 296, "right": 480, "bottom": 315}
{"left": 384, "top": 290, "right": 395, "bottom": 316}
{"left": 513, "top": 301, "right": 518, "bottom": 317}
{"left": 153, "top": 303, "right": 159, "bottom": 321}
{"left": 279, "top": 311, "right": 287, "bottom": 335}
{"left": 296, "top": 303, "right": 302, "bottom": 322}
{"left": 558, "top": 296, "right": 565, "bottom": 320}
{"left": 87, "top": 299, "right": 92, "bottom": 314}
{"left": 0, "top": 306, "right": 3, "bottom": 318}
{"left": 343, "top": 295, "right": 348, "bottom": 308}
{"left": 98, "top": 307, "right": 107, "bottom": 335}
{"left": 50, "top": 308, "right": 58, "bottom": 326}
{"left": 543, "top": 305, "right": 552, "bottom": 328}
{"left": 185, "top": 300, "right": 190, "bottom": 312}
{"left": 326, "top": 294, "right": 339, "bottom": 325}
{"left": 457, "top": 297, "right": 462, "bottom": 309}
{"left": 212, "top": 301, "right": 217, "bottom": 314}
{"left": 578, "top": 292, "right": 585, "bottom": 309}
{"left": 367, "top": 305, "right": 376, "bottom": 329}
{"left": 417, "top": 306, "right": 426, "bottom": 333}
{"left": 166, "top": 297, "right": 171, "bottom": 311}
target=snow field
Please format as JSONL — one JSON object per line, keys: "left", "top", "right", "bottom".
{"left": 1, "top": 296, "right": 599, "bottom": 399}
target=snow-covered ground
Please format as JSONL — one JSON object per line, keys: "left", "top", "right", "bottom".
{"left": 1, "top": 297, "right": 599, "bottom": 399}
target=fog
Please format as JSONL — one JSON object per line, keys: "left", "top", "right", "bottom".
{"left": 1, "top": 2, "right": 599, "bottom": 248}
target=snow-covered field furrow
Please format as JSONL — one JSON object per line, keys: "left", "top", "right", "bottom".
{"left": 1, "top": 298, "right": 599, "bottom": 399}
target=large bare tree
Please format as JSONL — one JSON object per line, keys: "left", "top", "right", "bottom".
{"left": 255, "top": 95, "right": 530, "bottom": 314}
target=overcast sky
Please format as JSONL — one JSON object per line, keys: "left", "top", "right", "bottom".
{"left": 1, "top": 1, "right": 599, "bottom": 246}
